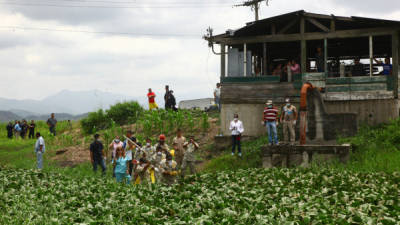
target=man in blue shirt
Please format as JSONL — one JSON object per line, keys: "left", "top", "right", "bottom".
{"left": 374, "top": 58, "right": 392, "bottom": 75}
{"left": 14, "top": 121, "right": 22, "bottom": 139}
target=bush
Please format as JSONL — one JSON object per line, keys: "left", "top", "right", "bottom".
{"left": 80, "top": 109, "right": 112, "bottom": 134}
{"left": 106, "top": 101, "right": 144, "bottom": 126}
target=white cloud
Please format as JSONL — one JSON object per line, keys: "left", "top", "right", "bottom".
{"left": 0, "top": 0, "right": 399, "bottom": 108}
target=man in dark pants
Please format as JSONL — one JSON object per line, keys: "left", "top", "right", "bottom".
{"left": 47, "top": 113, "right": 57, "bottom": 136}
{"left": 6, "top": 122, "right": 13, "bottom": 139}
{"left": 21, "top": 120, "right": 28, "bottom": 139}
{"left": 28, "top": 120, "right": 36, "bottom": 139}
{"left": 229, "top": 114, "right": 244, "bottom": 157}
{"left": 164, "top": 85, "right": 171, "bottom": 110}
{"left": 90, "top": 134, "right": 106, "bottom": 175}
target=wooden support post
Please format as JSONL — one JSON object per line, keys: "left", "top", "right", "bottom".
{"left": 324, "top": 38, "right": 328, "bottom": 77}
{"left": 244, "top": 43, "right": 247, "bottom": 77}
{"left": 271, "top": 24, "right": 276, "bottom": 35}
{"left": 263, "top": 43, "right": 267, "bottom": 75}
{"left": 330, "top": 19, "right": 335, "bottom": 32}
{"left": 220, "top": 44, "right": 226, "bottom": 79}
{"left": 300, "top": 17, "right": 306, "bottom": 74}
{"left": 369, "top": 36, "right": 373, "bottom": 77}
{"left": 392, "top": 32, "right": 399, "bottom": 98}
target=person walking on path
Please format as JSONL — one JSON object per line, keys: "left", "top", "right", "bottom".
{"left": 230, "top": 114, "right": 244, "bottom": 157}
{"left": 263, "top": 100, "right": 279, "bottom": 146}
{"left": 172, "top": 129, "right": 186, "bottom": 167}
{"left": 14, "top": 121, "right": 22, "bottom": 139}
{"left": 147, "top": 88, "right": 159, "bottom": 111}
{"left": 34, "top": 132, "right": 45, "bottom": 169}
{"left": 6, "top": 122, "right": 13, "bottom": 139}
{"left": 214, "top": 83, "right": 221, "bottom": 111}
{"left": 181, "top": 136, "right": 199, "bottom": 178}
{"left": 47, "top": 113, "right": 57, "bottom": 136}
{"left": 90, "top": 134, "right": 106, "bottom": 175}
{"left": 28, "top": 120, "right": 36, "bottom": 139}
{"left": 280, "top": 98, "right": 297, "bottom": 145}
{"left": 113, "top": 146, "right": 130, "bottom": 184}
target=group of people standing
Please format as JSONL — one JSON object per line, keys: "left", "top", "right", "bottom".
{"left": 6, "top": 120, "right": 36, "bottom": 139}
{"left": 147, "top": 85, "right": 177, "bottom": 111}
{"left": 229, "top": 98, "right": 298, "bottom": 155}
{"left": 5, "top": 113, "right": 58, "bottom": 139}
{"left": 89, "top": 129, "right": 200, "bottom": 185}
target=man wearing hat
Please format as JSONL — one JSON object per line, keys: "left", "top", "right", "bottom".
{"left": 155, "top": 134, "right": 169, "bottom": 153}
{"left": 280, "top": 98, "right": 297, "bottom": 145}
{"left": 262, "top": 100, "right": 279, "bottom": 146}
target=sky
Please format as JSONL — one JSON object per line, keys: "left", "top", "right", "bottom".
{"left": 0, "top": 0, "right": 399, "bottom": 104}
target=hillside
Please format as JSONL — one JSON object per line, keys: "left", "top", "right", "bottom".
{"left": 0, "top": 111, "right": 88, "bottom": 122}
{"left": 0, "top": 89, "right": 138, "bottom": 115}
{"left": 0, "top": 111, "right": 20, "bottom": 122}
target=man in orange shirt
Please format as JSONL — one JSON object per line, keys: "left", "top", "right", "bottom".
{"left": 147, "top": 88, "right": 158, "bottom": 110}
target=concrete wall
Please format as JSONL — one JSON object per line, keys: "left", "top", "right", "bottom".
{"left": 221, "top": 103, "right": 266, "bottom": 136}
{"left": 324, "top": 99, "right": 399, "bottom": 125}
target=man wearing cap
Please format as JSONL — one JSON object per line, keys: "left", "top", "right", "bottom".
{"left": 280, "top": 98, "right": 297, "bottom": 145}
{"left": 155, "top": 134, "right": 169, "bottom": 153}
{"left": 262, "top": 100, "right": 279, "bottom": 146}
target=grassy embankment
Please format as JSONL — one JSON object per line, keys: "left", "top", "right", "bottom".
{"left": 203, "top": 119, "right": 400, "bottom": 173}
{"left": 0, "top": 109, "right": 217, "bottom": 178}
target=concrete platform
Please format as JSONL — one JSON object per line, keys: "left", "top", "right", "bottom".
{"left": 261, "top": 144, "right": 351, "bottom": 168}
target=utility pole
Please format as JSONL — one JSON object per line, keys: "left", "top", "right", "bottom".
{"left": 234, "top": 0, "right": 270, "bottom": 21}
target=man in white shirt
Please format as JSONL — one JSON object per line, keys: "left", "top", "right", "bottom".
{"left": 34, "top": 132, "right": 45, "bottom": 169}
{"left": 214, "top": 83, "right": 221, "bottom": 111}
{"left": 229, "top": 114, "right": 244, "bottom": 157}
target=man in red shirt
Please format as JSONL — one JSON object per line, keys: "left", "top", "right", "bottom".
{"left": 262, "top": 100, "right": 279, "bottom": 146}
{"left": 147, "top": 88, "right": 158, "bottom": 110}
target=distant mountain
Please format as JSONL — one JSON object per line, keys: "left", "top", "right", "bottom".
{"left": 0, "top": 111, "right": 88, "bottom": 122}
{"left": 0, "top": 111, "right": 20, "bottom": 122}
{"left": 0, "top": 89, "right": 139, "bottom": 115}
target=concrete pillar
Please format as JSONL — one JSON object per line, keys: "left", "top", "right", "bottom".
{"left": 221, "top": 43, "right": 226, "bottom": 79}
{"left": 244, "top": 43, "right": 247, "bottom": 77}
{"left": 300, "top": 17, "right": 306, "bottom": 74}
{"left": 369, "top": 36, "right": 373, "bottom": 77}
{"left": 392, "top": 32, "right": 399, "bottom": 98}
{"left": 324, "top": 38, "right": 328, "bottom": 77}
{"left": 263, "top": 43, "right": 267, "bottom": 75}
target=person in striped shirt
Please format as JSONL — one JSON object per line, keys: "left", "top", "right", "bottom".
{"left": 262, "top": 100, "right": 279, "bottom": 146}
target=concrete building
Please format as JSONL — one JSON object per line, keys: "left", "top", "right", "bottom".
{"left": 178, "top": 98, "right": 215, "bottom": 110}
{"left": 205, "top": 10, "right": 400, "bottom": 139}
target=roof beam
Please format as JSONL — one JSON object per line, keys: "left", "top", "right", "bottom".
{"left": 277, "top": 19, "right": 298, "bottom": 34}
{"left": 303, "top": 12, "right": 353, "bottom": 22}
{"left": 306, "top": 17, "right": 330, "bottom": 32}
{"left": 213, "top": 27, "right": 397, "bottom": 45}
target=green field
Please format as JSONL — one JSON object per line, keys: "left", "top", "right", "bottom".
{"left": 1, "top": 111, "right": 400, "bottom": 224}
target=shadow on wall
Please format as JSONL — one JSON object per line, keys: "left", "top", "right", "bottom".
{"left": 306, "top": 88, "right": 358, "bottom": 141}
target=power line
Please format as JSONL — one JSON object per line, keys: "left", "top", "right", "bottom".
{"left": 0, "top": 25, "right": 201, "bottom": 37}
{"left": 0, "top": 1, "right": 236, "bottom": 8}
{"left": 17, "top": 0, "right": 238, "bottom": 4}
